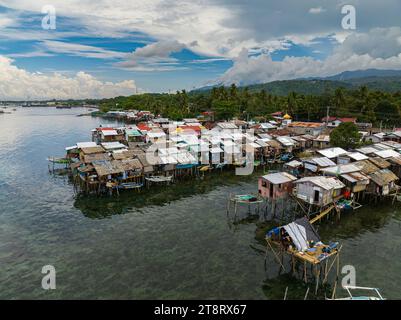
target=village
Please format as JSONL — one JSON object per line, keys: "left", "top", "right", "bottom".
{"left": 48, "top": 109, "right": 401, "bottom": 297}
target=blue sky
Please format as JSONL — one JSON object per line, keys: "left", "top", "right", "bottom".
{"left": 1, "top": 1, "right": 401, "bottom": 99}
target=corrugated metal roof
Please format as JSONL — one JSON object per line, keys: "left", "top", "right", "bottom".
{"left": 369, "top": 169, "right": 398, "bottom": 186}
{"left": 374, "top": 149, "right": 400, "bottom": 159}
{"left": 347, "top": 152, "right": 369, "bottom": 161}
{"left": 341, "top": 172, "right": 369, "bottom": 183}
{"left": 295, "top": 176, "right": 345, "bottom": 190}
{"left": 262, "top": 172, "right": 297, "bottom": 184}
{"left": 320, "top": 163, "right": 360, "bottom": 175}
{"left": 317, "top": 147, "right": 348, "bottom": 158}
{"left": 369, "top": 157, "right": 391, "bottom": 168}
{"left": 101, "top": 142, "right": 127, "bottom": 150}
{"left": 354, "top": 160, "right": 380, "bottom": 174}
{"left": 285, "top": 160, "right": 303, "bottom": 168}
{"left": 356, "top": 146, "right": 378, "bottom": 154}
{"left": 76, "top": 141, "right": 97, "bottom": 149}
{"left": 308, "top": 157, "right": 336, "bottom": 167}
{"left": 276, "top": 136, "right": 296, "bottom": 146}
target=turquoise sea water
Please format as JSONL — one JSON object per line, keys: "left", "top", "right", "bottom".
{"left": 0, "top": 107, "right": 400, "bottom": 299}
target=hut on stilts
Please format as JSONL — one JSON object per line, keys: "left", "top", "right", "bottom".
{"left": 265, "top": 217, "right": 341, "bottom": 294}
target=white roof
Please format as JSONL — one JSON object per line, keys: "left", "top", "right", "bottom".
{"left": 255, "top": 140, "right": 268, "bottom": 147}
{"left": 190, "top": 143, "right": 210, "bottom": 152}
{"left": 102, "top": 129, "right": 118, "bottom": 136}
{"left": 147, "top": 131, "right": 166, "bottom": 138}
{"left": 307, "top": 157, "right": 336, "bottom": 167}
{"left": 262, "top": 172, "right": 297, "bottom": 184}
{"left": 276, "top": 136, "right": 296, "bottom": 146}
{"left": 356, "top": 146, "right": 379, "bottom": 154}
{"left": 295, "top": 176, "right": 345, "bottom": 190}
{"left": 76, "top": 142, "right": 97, "bottom": 149}
{"left": 347, "top": 152, "right": 369, "bottom": 161}
{"left": 372, "top": 143, "right": 392, "bottom": 150}
{"left": 65, "top": 145, "right": 77, "bottom": 151}
{"left": 317, "top": 147, "right": 348, "bottom": 159}
{"left": 320, "top": 164, "right": 361, "bottom": 175}
{"left": 382, "top": 141, "right": 401, "bottom": 149}
{"left": 221, "top": 140, "right": 236, "bottom": 147}
{"left": 210, "top": 146, "right": 224, "bottom": 153}
{"left": 259, "top": 123, "right": 276, "bottom": 129}
{"left": 224, "top": 145, "right": 241, "bottom": 154}
{"left": 217, "top": 122, "right": 238, "bottom": 129}
{"left": 257, "top": 133, "right": 272, "bottom": 140}
{"left": 374, "top": 149, "right": 401, "bottom": 159}
{"left": 285, "top": 160, "right": 303, "bottom": 168}
{"left": 101, "top": 142, "right": 127, "bottom": 150}
{"left": 182, "top": 135, "right": 199, "bottom": 145}
{"left": 230, "top": 132, "right": 244, "bottom": 140}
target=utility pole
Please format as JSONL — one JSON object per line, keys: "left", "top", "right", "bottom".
{"left": 325, "top": 105, "right": 330, "bottom": 125}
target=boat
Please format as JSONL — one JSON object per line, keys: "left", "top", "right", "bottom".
{"left": 56, "top": 105, "right": 72, "bottom": 109}
{"left": 328, "top": 286, "right": 385, "bottom": 300}
{"left": 47, "top": 157, "right": 71, "bottom": 164}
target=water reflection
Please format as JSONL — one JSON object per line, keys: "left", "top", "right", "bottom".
{"left": 73, "top": 171, "right": 260, "bottom": 219}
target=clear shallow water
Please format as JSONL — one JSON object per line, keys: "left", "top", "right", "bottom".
{"left": 0, "top": 107, "right": 400, "bottom": 299}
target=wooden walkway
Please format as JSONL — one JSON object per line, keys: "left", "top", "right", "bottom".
{"left": 310, "top": 204, "right": 335, "bottom": 224}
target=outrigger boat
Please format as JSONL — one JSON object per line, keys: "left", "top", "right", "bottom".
{"left": 328, "top": 285, "right": 385, "bottom": 300}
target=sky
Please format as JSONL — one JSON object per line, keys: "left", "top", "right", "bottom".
{"left": 1, "top": 0, "right": 401, "bottom": 100}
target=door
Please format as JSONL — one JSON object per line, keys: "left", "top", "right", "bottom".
{"left": 314, "top": 190, "right": 320, "bottom": 203}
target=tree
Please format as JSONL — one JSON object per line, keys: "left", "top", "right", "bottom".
{"left": 333, "top": 87, "right": 348, "bottom": 116}
{"left": 330, "top": 122, "right": 362, "bottom": 149}
{"left": 211, "top": 100, "right": 238, "bottom": 120}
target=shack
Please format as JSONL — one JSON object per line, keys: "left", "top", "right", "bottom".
{"left": 303, "top": 157, "right": 336, "bottom": 174}
{"left": 258, "top": 172, "right": 297, "bottom": 200}
{"left": 266, "top": 217, "right": 340, "bottom": 291}
{"left": 294, "top": 176, "right": 345, "bottom": 206}
{"left": 367, "top": 169, "right": 399, "bottom": 196}
{"left": 340, "top": 172, "right": 370, "bottom": 193}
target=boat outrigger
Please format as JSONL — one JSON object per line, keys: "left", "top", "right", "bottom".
{"left": 329, "top": 285, "right": 385, "bottom": 300}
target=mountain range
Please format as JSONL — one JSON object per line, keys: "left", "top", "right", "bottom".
{"left": 194, "top": 69, "right": 401, "bottom": 95}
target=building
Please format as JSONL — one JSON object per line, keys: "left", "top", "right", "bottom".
{"left": 366, "top": 169, "right": 398, "bottom": 196}
{"left": 287, "top": 121, "right": 326, "bottom": 136}
{"left": 258, "top": 172, "right": 297, "bottom": 200}
{"left": 294, "top": 176, "right": 345, "bottom": 206}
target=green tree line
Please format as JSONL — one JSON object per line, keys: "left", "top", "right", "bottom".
{"left": 96, "top": 84, "right": 401, "bottom": 126}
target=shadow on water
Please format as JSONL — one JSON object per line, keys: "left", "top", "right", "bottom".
{"left": 73, "top": 170, "right": 260, "bottom": 219}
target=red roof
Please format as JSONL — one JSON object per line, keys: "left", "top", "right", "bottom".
{"left": 338, "top": 117, "right": 357, "bottom": 123}
{"left": 321, "top": 116, "right": 337, "bottom": 122}
{"left": 137, "top": 123, "right": 151, "bottom": 131}
{"left": 179, "top": 125, "right": 202, "bottom": 132}
{"left": 271, "top": 111, "right": 283, "bottom": 116}
{"left": 96, "top": 127, "right": 116, "bottom": 131}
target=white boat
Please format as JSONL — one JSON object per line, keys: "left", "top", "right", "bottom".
{"left": 328, "top": 285, "right": 385, "bottom": 300}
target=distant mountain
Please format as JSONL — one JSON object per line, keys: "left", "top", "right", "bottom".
{"left": 193, "top": 69, "right": 401, "bottom": 95}
{"left": 323, "top": 69, "right": 401, "bottom": 81}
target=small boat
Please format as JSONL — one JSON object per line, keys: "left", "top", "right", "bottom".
{"left": 47, "top": 157, "right": 71, "bottom": 164}
{"left": 56, "top": 105, "right": 72, "bottom": 109}
{"left": 328, "top": 286, "right": 385, "bottom": 300}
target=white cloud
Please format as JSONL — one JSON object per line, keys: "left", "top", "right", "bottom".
{"left": 218, "top": 28, "right": 401, "bottom": 86}
{"left": 115, "top": 40, "right": 186, "bottom": 70}
{"left": 0, "top": 55, "right": 137, "bottom": 100}
{"left": 41, "top": 40, "right": 126, "bottom": 59}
